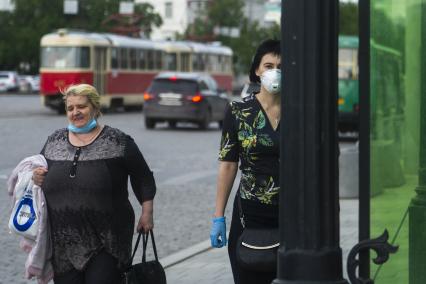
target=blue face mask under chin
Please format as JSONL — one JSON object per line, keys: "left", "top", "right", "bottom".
{"left": 68, "top": 118, "right": 97, "bottom": 133}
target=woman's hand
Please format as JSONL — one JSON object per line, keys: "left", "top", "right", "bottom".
{"left": 210, "top": 216, "right": 227, "bottom": 248}
{"left": 32, "top": 167, "right": 48, "bottom": 187}
{"left": 137, "top": 200, "right": 154, "bottom": 233}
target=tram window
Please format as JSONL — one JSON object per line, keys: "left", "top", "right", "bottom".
{"left": 120, "top": 48, "right": 129, "bottom": 69}
{"left": 147, "top": 50, "right": 155, "bottom": 70}
{"left": 225, "top": 57, "right": 231, "bottom": 73}
{"left": 130, "top": 49, "right": 137, "bottom": 70}
{"left": 111, "top": 48, "right": 119, "bottom": 69}
{"left": 165, "top": 53, "right": 177, "bottom": 70}
{"left": 217, "top": 55, "right": 222, "bottom": 72}
{"left": 193, "top": 54, "right": 204, "bottom": 71}
{"left": 192, "top": 56, "right": 198, "bottom": 71}
{"left": 155, "top": 51, "right": 163, "bottom": 69}
{"left": 181, "top": 53, "right": 190, "bottom": 71}
{"left": 41, "top": 46, "right": 90, "bottom": 68}
{"left": 79, "top": 48, "right": 90, "bottom": 68}
{"left": 138, "top": 50, "right": 146, "bottom": 70}
{"left": 210, "top": 55, "right": 218, "bottom": 72}
{"left": 205, "top": 55, "right": 211, "bottom": 71}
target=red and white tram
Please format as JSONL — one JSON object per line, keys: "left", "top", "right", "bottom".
{"left": 39, "top": 29, "right": 233, "bottom": 113}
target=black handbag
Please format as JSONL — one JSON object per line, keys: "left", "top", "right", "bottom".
{"left": 123, "top": 230, "right": 167, "bottom": 284}
{"left": 235, "top": 193, "right": 279, "bottom": 272}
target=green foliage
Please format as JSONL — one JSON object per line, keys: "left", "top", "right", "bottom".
{"left": 0, "top": 0, "right": 66, "bottom": 73}
{"left": 339, "top": 2, "right": 359, "bottom": 36}
{"left": 207, "top": 0, "right": 244, "bottom": 28}
{"left": 230, "top": 19, "right": 280, "bottom": 75}
{"left": 185, "top": 18, "right": 214, "bottom": 41}
{"left": 0, "top": 0, "right": 162, "bottom": 73}
{"left": 184, "top": 0, "right": 280, "bottom": 76}
{"left": 134, "top": 3, "right": 162, "bottom": 38}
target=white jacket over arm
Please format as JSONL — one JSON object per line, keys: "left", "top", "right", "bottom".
{"left": 7, "top": 154, "right": 53, "bottom": 284}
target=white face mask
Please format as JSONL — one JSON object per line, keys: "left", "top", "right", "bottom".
{"left": 260, "top": 69, "right": 281, "bottom": 95}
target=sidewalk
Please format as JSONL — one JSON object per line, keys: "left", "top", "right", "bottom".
{"left": 162, "top": 199, "right": 358, "bottom": 283}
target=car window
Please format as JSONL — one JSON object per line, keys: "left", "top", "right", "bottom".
{"left": 205, "top": 76, "right": 218, "bottom": 91}
{"left": 149, "top": 79, "right": 198, "bottom": 94}
{"left": 199, "top": 81, "right": 209, "bottom": 91}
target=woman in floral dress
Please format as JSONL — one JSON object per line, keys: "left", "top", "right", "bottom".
{"left": 210, "top": 39, "right": 281, "bottom": 284}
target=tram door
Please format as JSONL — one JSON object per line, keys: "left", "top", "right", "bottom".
{"left": 94, "top": 47, "right": 107, "bottom": 95}
{"left": 180, "top": 52, "right": 190, "bottom": 71}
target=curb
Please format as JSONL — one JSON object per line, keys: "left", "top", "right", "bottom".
{"left": 160, "top": 239, "right": 212, "bottom": 269}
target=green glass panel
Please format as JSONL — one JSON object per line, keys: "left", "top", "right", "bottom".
{"left": 370, "top": 0, "right": 423, "bottom": 283}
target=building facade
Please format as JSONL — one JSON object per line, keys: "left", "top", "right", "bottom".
{"left": 0, "top": 0, "right": 14, "bottom": 11}
{"left": 136, "top": 0, "right": 189, "bottom": 40}
{"left": 136, "top": 0, "right": 281, "bottom": 41}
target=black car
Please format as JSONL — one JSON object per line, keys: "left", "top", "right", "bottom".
{"left": 143, "top": 72, "right": 230, "bottom": 129}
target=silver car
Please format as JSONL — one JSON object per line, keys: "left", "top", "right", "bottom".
{"left": 0, "top": 71, "right": 19, "bottom": 92}
{"left": 18, "top": 75, "right": 40, "bottom": 93}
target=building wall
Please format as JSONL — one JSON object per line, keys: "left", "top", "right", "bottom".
{"left": 0, "top": 0, "right": 14, "bottom": 11}
{"left": 136, "top": 0, "right": 188, "bottom": 40}
{"left": 137, "top": 0, "right": 280, "bottom": 40}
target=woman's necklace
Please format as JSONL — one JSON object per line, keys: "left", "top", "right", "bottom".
{"left": 71, "top": 125, "right": 102, "bottom": 146}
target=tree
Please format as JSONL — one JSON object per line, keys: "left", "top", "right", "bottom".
{"left": 339, "top": 2, "right": 358, "bottom": 36}
{"left": 0, "top": 0, "right": 162, "bottom": 73}
{"left": 134, "top": 3, "right": 162, "bottom": 39}
{"left": 184, "top": 0, "right": 280, "bottom": 77}
{"left": 101, "top": 3, "right": 162, "bottom": 38}
{"left": 207, "top": 0, "right": 245, "bottom": 29}
{"left": 231, "top": 20, "right": 280, "bottom": 75}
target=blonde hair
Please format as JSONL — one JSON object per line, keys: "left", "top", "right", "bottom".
{"left": 62, "top": 84, "right": 102, "bottom": 118}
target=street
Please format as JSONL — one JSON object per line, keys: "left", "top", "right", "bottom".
{"left": 0, "top": 94, "right": 236, "bottom": 283}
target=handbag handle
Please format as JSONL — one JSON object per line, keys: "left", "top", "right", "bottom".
{"left": 129, "top": 231, "right": 143, "bottom": 265}
{"left": 237, "top": 188, "right": 246, "bottom": 228}
{"left": 142, "top": 229, "right": 159, "bottom": 263}
{"left": 128, "top": 229, "right": 160, "bottom": 266}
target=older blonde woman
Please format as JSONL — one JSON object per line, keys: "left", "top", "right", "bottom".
{"left": 32, "top": 84, "right": 156, "bottom": 284}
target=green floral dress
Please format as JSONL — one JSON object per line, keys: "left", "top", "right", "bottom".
{"left": 219, "top": 94, "right": 280, "bottom": 206}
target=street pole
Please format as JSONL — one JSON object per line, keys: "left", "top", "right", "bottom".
{"left": 358, "top": 0, "right": 370, "bottom": 280}
{"left": 273, "top": 0, "right": 348, "bottom": 283}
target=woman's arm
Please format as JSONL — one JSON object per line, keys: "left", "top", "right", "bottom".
{"left": 137, "top": 199, "right": 153, "bottom": 233}
{"left": 214, "top": 161, "right": 238, "bottom": 217}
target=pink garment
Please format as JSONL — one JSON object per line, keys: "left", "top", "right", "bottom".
{"left": 7, "top": 154, "right": 53, "bottom": 284}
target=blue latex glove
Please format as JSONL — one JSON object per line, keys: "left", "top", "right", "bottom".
{"left": 210, "top": 216, "right": 227, "bottom": 248}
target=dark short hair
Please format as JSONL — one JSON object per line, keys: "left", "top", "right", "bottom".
{"left": 249, "top": 39, "right": 281, "bottom": 83}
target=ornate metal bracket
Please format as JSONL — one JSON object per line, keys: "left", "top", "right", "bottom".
{"left": 347, "top": 229, "right": 399, "bottom": 284}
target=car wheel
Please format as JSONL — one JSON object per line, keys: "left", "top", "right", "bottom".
{"left": 198, "top": 111, "right": 211, "bottom": 130}
{"left": 145, "top": 118, "right": 156, "bottom": 129}
{"left": 124, "top": 105, "right": 143, "bottom": 112}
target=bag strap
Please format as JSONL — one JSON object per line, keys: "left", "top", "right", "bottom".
{"left": 129, "top": 231, "right": 143, "bottom": 265}
{"left": 237, "top": 188, "right": 246, "bottom": 228}
{"left": 142, "top": 230, "right": 160, "bottom": 263}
